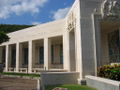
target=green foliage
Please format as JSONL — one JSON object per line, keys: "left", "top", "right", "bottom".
{"left": 98, "top": 64, "right": 120, "bottom": 81}
{"left": 0, "top": 24, "right": 33, "bottom": 44}
{"left": 1, "top": 72, "right": 40, "bottom": 78}
{"left": 45, "top": 85, "right": 97, "bottom": 90}
{"left": 0, "top": 24, "right": 33, "bottom": 33}
{"left": 0, "top": 31, "right": 9, "bottom": 44}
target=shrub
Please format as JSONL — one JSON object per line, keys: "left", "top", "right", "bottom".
{"left": 97, "top": 64, "right": 120, "bottom": 81}
{"left": 1, "top": 72, "right": 40, "bottom": 78}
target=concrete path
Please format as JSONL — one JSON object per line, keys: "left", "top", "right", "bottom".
{"left": 0, "top": 77, "right": 37, "bottom": 90}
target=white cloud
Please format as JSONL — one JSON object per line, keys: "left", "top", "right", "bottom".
{"left": 0, "top": 0, "right": 48, "bottom": 19}
{"left": 52, "top": 7, "right": 70, "bottom": 20}
{"left": 32, "top": 21, "right": 41, "bottom": 25}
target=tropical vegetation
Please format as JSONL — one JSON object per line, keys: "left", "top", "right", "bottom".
{"left": 98, "top": 64, "right": 120, "bottom": 81}
{"left": 0, "top": 24, "right": 33, "bottom": 44}
{"left": 0, "top": 31, "right": 9, "bottom": 44}
{"left": 0, "top": 24, "right": 33, "bottom": 33}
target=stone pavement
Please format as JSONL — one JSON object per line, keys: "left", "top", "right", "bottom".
{"left": 0, "top": 77, "right": 37, "bottom": 90}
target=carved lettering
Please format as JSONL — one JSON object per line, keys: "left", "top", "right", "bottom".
{"left": 101, "top": 0, "right": 120, "bottom": 19}
{"left": 67, "top": 12, "right": 76, "bottom": 31}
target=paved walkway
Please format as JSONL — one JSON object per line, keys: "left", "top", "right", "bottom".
{"left": 0, "top": 77, "right": 37, "bottom": 90}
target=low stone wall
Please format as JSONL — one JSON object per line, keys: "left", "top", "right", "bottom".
{"left": 41, "top": 72, "right": 79, "bottom": 86}
{"left": 86, "top": 75, "right": 120, "bottom": 90}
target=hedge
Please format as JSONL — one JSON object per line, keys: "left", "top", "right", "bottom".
{"left": 97, "top": 64, "right": 120, "bottom": 81}
{"left": 1, "top": 72, "right": 40, "bottom": 78}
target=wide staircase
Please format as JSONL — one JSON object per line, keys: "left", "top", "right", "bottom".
{"left": 0, "top": 77, "right": 37, "bottom": 90}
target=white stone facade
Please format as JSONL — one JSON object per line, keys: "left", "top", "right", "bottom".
{"left": 0, "top": 0, "right": 120, "bottom": 81}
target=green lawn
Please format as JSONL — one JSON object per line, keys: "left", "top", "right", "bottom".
{"left": 1, "top": 72, "right": 40, "bottom": 78}
{"left": 45, "top": 84, "right": 97, "bottom": 90}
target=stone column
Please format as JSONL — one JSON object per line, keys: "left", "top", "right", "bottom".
{"left": 44, "top": 38, "right": 51, "bottom": 70}
{"left": 8, "top": 46, "right": 12, "bottom": 68}
{"left": 16, "top": 43, "right": 20, "bottom": 72}
{"left": 32, "top": 42, "right": 36, "bottom": 69}
{"left": 28, "top": 40, "right": 33, "bottom": 73}
{"left": 92, "top": 14, "right": 102, "bottom": 76}
{"left": 63, "top": 33, "right": 70, "bottom": 71}
{"left": 5, "top": 45, "right": 9, "bottom": 72}
{"left": 0, "top": 47, "right": 2, "bottom": 63}
{"left": 93, "top": 14, "right": 102, "bottom": 67}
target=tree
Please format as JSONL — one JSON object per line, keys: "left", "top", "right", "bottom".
{"left": 0, "top": 32, "right": 10, "bottom": 44}
{"left": 0, "top": 24, "right": 33, "bottom": 33}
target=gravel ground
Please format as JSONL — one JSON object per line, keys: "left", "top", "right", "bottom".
{"left": 0, "top": 77, "right": 37, "bottom": 90}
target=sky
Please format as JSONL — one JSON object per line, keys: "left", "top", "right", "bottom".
{"left": 0, "top": 0, "right": 74, "bottom": 25}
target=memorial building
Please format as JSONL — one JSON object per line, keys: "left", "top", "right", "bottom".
{"left": 0, "top": 0, "right": 120, "bottom": 81}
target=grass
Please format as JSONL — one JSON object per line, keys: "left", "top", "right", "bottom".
{"left": 1, "top": 72, "right": 40, "bottom": 78}
{"left": 45, "top": 84, "right": 97, "bottom": 90}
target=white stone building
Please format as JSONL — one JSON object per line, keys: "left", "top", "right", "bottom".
{"left": 0, "top": 0, "right": 120, "bottom": 81}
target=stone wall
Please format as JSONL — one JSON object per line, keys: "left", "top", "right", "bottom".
{"left": 41, "top": 72, "right": 79, "bottom": 86}
{"left": 86, "top": 75, "right": 120, "bottom": 90}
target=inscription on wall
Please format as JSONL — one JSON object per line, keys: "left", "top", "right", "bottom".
{"left": 67, "top": 12, "right": 76, "bottom": 31}
{"left": 101, "top": 0, "right": 120, "bottom": 19}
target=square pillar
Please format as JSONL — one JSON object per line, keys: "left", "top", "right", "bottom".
{"left": 44, "top": 38, "right": 51, "bottom": 70}
{"left": 63, "top": 32, "right": 70, "bottom": 71}
{"left": 16, "top": 43, "right": 20, "bottom": 72}
{"left": 28, "top": 40, "right": 33, "bottom": 73}
{"left": 5, "top": 45, "right": 9, "bottom": 72}
{"left": 0, "top": 47, "right": 2, "bottom": 63}
{"left": 19, "top": 43, "right": 23, "bottom": 68}
{"left": 8, "top": 45, "right": 12, "bottom": 68}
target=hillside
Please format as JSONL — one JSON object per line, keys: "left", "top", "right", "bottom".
{"left": 0, "top": 24, "right": 33, "bottom": 33}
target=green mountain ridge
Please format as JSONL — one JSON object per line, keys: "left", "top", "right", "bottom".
{"left": 0, "top": 24, "right": 33, "bottom": 33}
